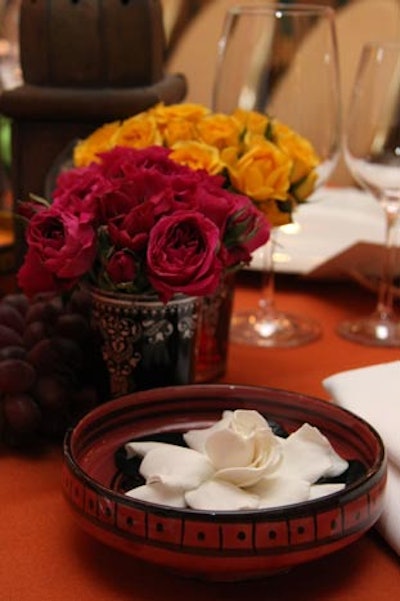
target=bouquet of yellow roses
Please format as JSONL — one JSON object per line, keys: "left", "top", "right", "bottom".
{"left": 73, "top": 102, "right": 320, "bottom": 227}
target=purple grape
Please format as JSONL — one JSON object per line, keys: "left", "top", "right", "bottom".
{"left": 0, "top": 358, "right": 36, "bottom": 393}
{"left": 0, "top": 303, "right": 25, "bottom": 334}
{"left": 27, "top": 337, "right": 83, "bottom": 377}
{"left": 67, "top": 288, "right": 91, "bottom": 317}
{"left": 55, "top": 313, "right": 90, "bottom": 342}
{"left": 33, "top": 375, "right": 70, "bottom": 412}
{"left": 23, "top": 320, "right": 48, "bottom": 349}
{"left": 2, "top": 293, "right": 29, "bottom": 316}
{"left": 0, "top": 346, "right": 27, "bottom": 361}
{"left": 2, "top": 393, "right": 41, "bottom": 435}
{"left": 25, "top": 300, "right": 60, "bottom": 328}
{"left": 0, "top": 324, "right": 24, "bottom": 349}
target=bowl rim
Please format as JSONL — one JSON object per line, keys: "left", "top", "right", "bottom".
{"left": 63, "top": 383, "right": 387, "bottom": 519}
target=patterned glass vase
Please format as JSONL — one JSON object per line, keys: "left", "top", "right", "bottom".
{"left": 195, "top": 273, "right": 235, "bottom": 383}
{"left": 90, "top": 288, "right": 202, "bottom": 398}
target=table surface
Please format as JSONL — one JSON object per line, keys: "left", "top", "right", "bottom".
{"left": 0, "top": 271, "right": 399, "bottom": 600}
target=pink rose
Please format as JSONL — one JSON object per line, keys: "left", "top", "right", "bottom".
{"left": 53, "top": 163, "right": 106, "bottom": 218}
{"left": 17, "top": 247, "right": 65, "bottom": 297}
{"left": 98, "top": 145, "right": 172, "bottom": 176}
{"left": 222, "top": 193, "right": 271, "bottom": 266}
{"left": 99, "top": 145, "right": 190, "bottom": 179}
{"left": 107, "top": 198, "right": 162, "bottom": 253}
{"left": 106, "top": 250, "right": 137, "bottom": 284}
{"left": 147, "top": 211, "right": 223, "bottom": 302}
{"left": 17, "top": 204, "right": 97, "bottom": 297}
{"left": 18, "top": 145, "right": 271, "bottom": 302}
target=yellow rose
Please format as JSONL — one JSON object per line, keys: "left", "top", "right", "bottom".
{"left": 169, "top": 141, "right": 224, "bottom": 175}
{"left": 254, "top": 198, "right": 293, "bottom": 227}
{"left": 161, "top": 119, "right": 198, "bottom": 146}
{"left": 232, "top": 108, "right": 270, "bottom": 136}
{"left": 273, "top": 120, "right": 320, "bottom": 183}
{"left": 73, "top": 121, "right": 120, "bottom": 167}
{"left": 113, "top": 113, "right": 162, "bottom": 149}
{"left": 151, "top": 102, "right": 210, "bottom": 127}
{"left": 195, "top": 114, "right": 242, "bottom": 150}
{"left": 291, "top": 170, "right": 319, "bottom": 202}
{"left": 228, "top": 141, "right": 293, "bottom": 202}
{"left": 243, "top": 130, "right": 271, "bottom": 150}
{"left": 220, "top": 145, "right": 239, "bottom": 168}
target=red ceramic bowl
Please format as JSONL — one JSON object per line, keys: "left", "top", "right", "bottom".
{"left": 62, "top": 384, "right": 386, "bottom": 581}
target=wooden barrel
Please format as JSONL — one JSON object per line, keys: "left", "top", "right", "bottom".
{"left": 19, "top": 0, "right": 166, "bottom": 87}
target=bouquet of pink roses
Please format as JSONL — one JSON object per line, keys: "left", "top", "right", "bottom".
{"left": 17, "top": 145, "right": 270, "bottom": 303}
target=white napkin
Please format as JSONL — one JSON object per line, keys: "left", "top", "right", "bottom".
{"left": 323, "top": 361, "right": 400, "bottom": 556}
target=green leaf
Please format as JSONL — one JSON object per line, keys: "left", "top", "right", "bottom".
{"left": 28, "top": 193, "right": 51, "bottom": 207}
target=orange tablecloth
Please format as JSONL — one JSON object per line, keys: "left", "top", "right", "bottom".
{"left": 0, "top": 273, "right": 399, "bottom": 600}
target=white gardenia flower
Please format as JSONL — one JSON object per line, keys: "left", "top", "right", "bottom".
{"left": 124, "top": 410, "right": 349, "bottom": 511}
{"left": 185, "top": 409, "right": 283, "bottom": 487}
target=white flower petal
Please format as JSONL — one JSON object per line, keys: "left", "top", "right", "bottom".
{"left": 249, "top": 476, "right": 311, "bottom": 508}
{"left": 215, "top": 464, "right": 271, "bottom": 487}
{"left": 139, "top": 445, "right": 215, "bottom": 489}
{"left": 309, "top": 482, "right": 345, "bottom": 500}
{"left": 185, "top": 479, "right": 260, "bottom": 511}
{"left": 126, "top": 482, "right": 186, "bottom": 508}
{"left": 183, "top": 410, "right": 233, "bottom": 452}
{"left": 123, "top": 412, "right": 349, "bottom": 513}
{"left": 231, "top": 409, "right": 270, "bottom": 435}
{"left": 125, "top": 440, "right": 170, "bottom": 459}
{"left": 204, "top": 428, "right": 254, "bottom": 469}
{"left": 278, "top": 423, "right": 348, "bottom": 483}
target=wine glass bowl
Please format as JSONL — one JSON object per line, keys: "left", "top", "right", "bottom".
{"left": 212, "top": 4, "right": 341, "bottom": 347}
{"left": 338, "top": 41, "right": 400, "bottom": 346}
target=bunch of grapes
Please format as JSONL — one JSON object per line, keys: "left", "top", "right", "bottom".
{"left": 0, "top": 289, "right": 109, "bottom": 447}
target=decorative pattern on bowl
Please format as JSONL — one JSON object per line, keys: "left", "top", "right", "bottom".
{"left": 62, "top": 384, "right": 386, "bottom": 581}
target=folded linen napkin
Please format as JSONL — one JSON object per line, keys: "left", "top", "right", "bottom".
{"left": 323, "top": 361, "right": 400, "bottom": 556}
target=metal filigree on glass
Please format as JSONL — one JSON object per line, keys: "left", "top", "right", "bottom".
{"left": 90, "top": 288, "right": 201, "bottom": 398}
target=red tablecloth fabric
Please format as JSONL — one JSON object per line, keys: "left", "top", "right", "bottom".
{"left": 0, "top": 273, "right": 399, "bottom": 600}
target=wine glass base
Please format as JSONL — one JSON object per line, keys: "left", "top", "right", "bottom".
{"left": 230, "top": 310, "right": 321, "bottom": 348}
{"left": 337, "top": 315, "right": 400, "bottom": 347}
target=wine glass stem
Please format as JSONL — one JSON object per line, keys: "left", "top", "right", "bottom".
{"left": 377, "top": 205, "right": 399, "bottom": 319}
{"left": 258, "top": 235, "right": 277, "bottom": 318}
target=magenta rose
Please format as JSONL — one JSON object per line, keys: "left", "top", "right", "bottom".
{"left": 107, "top": 198, "right": 159, "bottom": 253}
{"left": 106, "top": 250, "right": 137, "bottom": 285}
{"left": 18, "top": 145, "right": 271, "bottom": 302}
{"left": 222, "top": 193, "right": 271, "bottom": 266}
{"left": 147, "top": 211, "right": 223, "bottom": 302}
{"left": 99, "top": 145, "right": 189, "bottom": 179}
{"left": 52, "top": 163, "right": 107, "bottom": 217}
{"left": 17, "top": 204, "right": 97, "bottom": 297}
{"left": 17, "top": 247, "right": 65, "bottom": 298}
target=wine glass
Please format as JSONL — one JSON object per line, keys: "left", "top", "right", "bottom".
{"left": 338, "top": 41, "right": 400, "bottom": 346}
{"left": 212, "top": 4, "right": 341, "bottom": 347}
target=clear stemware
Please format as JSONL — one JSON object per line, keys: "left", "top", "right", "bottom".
{"left": 212, "top": 4, "right": 341, "bottom": 347}
{"left": 338, "top": 41, "right": 400, "bottom": 346}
